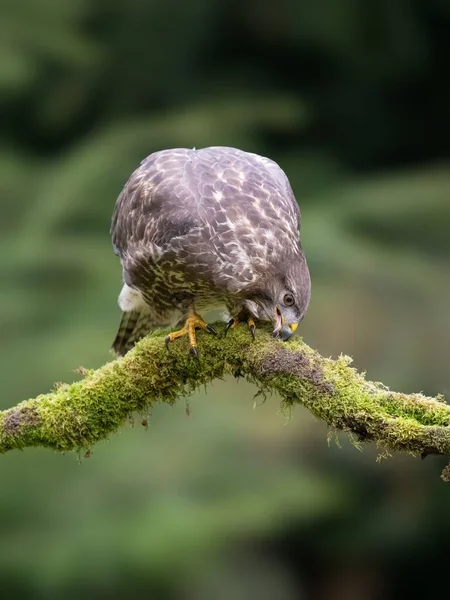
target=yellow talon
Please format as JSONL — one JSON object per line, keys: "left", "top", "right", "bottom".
{"left": 247, "top": 318, "right": 256, "bottom": 339}
{"left": 225, "top": 315, "right": 257, "bottom": 339}
{"left": 165, "top": 313, "right": 217, "bottom": 356}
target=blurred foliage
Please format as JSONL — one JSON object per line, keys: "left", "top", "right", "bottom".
{"left": 0, "top": 0, "right": 449, "bottom": 598}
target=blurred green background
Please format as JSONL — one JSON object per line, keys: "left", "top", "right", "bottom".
{"left": 1, "top": 0, "right": 450, "bottom": 598}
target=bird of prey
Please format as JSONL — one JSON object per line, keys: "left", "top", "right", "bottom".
{"left": 111, "top": 146, "right": 311, "bottom": 357}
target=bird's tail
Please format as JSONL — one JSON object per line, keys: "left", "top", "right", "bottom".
{"left": 112, "top": 309, "right": 154, "bottom": 357}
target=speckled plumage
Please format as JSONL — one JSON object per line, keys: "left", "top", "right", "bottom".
{"left": 111, "top": 146, "right": 311, "bottom": 355}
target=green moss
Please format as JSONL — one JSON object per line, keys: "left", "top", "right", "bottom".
{"left": 1, "top": 321, "right": 449, "bottom": 481}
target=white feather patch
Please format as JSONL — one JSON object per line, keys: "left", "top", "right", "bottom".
{"left": 118, "top": 284, "right": 147, "bottom": 312}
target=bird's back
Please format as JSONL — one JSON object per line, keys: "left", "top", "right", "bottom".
{"left": 111, "top": 146, "right": 300, "bottom": 258}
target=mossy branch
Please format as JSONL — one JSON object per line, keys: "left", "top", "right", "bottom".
{"left": 1, "top": 325, "right": 450, "bottom": 480}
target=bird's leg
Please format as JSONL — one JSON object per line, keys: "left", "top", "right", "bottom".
{"left": 225, "top": 311, "right": 257, "bottom": 339}
{"left": 165, "top": 309, "right": 217, "bottom": 357}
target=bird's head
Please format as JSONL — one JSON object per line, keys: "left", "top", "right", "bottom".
{"left": 244, "top": 255, "right": 311, "bottom": 341}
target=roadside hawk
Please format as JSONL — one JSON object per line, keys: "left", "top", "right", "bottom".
{"left": 111, "top": 146, "right": 311, "bottom": 356}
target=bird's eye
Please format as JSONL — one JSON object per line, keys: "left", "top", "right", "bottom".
{"left": 283, "top": 293, "right": 294, "bottom": 306}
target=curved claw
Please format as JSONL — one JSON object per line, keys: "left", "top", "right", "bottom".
{"left": 206, "top": 324, "right": 217, "bottom": 335}
{"left": 248, "top": 323, "right": 256, "bottom": 340}
{"left": 190, "top": 345, "right": 200, "bottom": 359}
{"left": 225, "top": 318, "right": 236, "bottom": 336}
{"left": 164, "top": 335, "right": 171, "bottom": 350}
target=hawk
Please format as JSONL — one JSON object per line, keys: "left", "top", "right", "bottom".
{"left": 111, "top": 146, "right": 311, "bottom": 357}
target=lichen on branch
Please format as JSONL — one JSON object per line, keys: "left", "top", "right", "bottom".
{"left": 1, "top": 325, "right": 450, "bottom": 480}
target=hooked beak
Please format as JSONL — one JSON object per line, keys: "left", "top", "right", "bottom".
{"left": 272, "top": 307, "right": 298, "bottom": 341}
{"left": 278, "top": 323, "right": 298, "bottom": 341}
